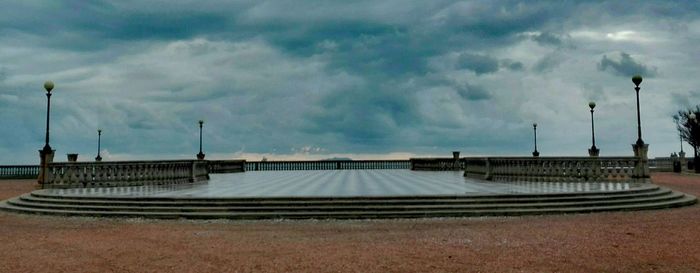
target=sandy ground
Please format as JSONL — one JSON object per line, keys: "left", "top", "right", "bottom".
{"left": 1, "top": 173, "right": 699, "bottom": 273}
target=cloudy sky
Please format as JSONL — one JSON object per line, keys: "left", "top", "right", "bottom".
{"left": 1, "top": 1, "right": 699, "bottom": 164}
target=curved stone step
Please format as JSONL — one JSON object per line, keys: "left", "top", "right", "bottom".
{"left": 6, "top": 191, "right": 686, "bottom": 213}
{"left": 20, "top": 189, "right": 674, "bottom": 208}
{"left": 29, "top": 185, "right": 662, "bottom": 202}
{"left": 1, "top": 185, "right": 696, "bottom": 219}
{"left": 0, "top": 195, "right": 696, "bottom": 219}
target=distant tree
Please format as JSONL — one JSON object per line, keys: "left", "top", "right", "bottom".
{"left": 674, "top": 106, "right": 700, "bottom": 171}
{"left": 674, "top": 106, "right": 700, "bottom": 150}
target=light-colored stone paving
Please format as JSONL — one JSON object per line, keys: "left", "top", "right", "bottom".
{"left": 44, "top": 170, "right": 643, "bottom": 197}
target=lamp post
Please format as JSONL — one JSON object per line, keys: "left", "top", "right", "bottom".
{"left": 629, "top": 75, "right": 650, "bottom": 182}
{"left": 42, "top": 81, "right": 54, "bottom": 153}
{"left": 196, "top": 120, "right": 205, "bottom": 160}
{"left": 588, "top": 101, "right": 599, "bottom": 156}
{"left": 632, "top": 75, "right": 644, "bottom": 146}
{"left": 630, "top": 75, "right": 649, "bottom": 161}
{"left": 38, "top": 81, "right": 56, "bottom": 186}
{"left": 532, "top": 123, "right": 539, "bottom": 157}
{"left": 95, "top": 129, "right": 102, "bottom": 162}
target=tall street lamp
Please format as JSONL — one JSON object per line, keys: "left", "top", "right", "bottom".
{"left": 197, "top": 120, "right": 205, "bottom": 160}
{"left": 631, "top": 75, "right": 649, "bottom": 163}
{"left": 95, "top": 129, "right": 102, "bottom": 162}
{"left": 632, "top": 75, "right": 644, "bottom": 146}
{"left": 588, "top": 101, "right": 599, "bottom": 156}
{"left": 39, "top": 81, "right": 56, "bottom": 186}
{"left": 532, "top": 123, "right": 539, "bottom": 157}
{"left": 42, "top": 81, "right": 54, "bottom": 153}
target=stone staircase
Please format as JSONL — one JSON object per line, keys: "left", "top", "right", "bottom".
{"left": 0, "top": 185, "right": 696, "bottom": 219}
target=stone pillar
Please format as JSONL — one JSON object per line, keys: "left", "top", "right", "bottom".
{"left": 37, "top": 149, "right": 55, "bottom": 188}
{"left": 452, "top": 151, "right": 460, "bottom": 170}
{"left": 484, "top": 158, "right": 492, "bottom": 181}
{"left": 670, "top": 153, "right": 679, "bottom": 173}
{"left": 680, "top": 151, "right": 688, "bottom": 172}
{"left": 589, "top": 157, "right": 601, "bottom": 182}
{"left": 632, "top": 143, "right": 651, "bottom": 183}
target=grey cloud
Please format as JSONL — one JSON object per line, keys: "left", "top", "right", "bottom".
{"left": 438, "top": 2, "right": 574, "bottom": 38}
{"left": 532, "top": 32, "right": 563, "bottom": 46}
{"left": 533, "top": 52, "right": 563, "bottom": 73}
{"left": 456, "top": 53, "right": 500, "bottom": 75}
{"left": 501, "top": 59, "right": 524, "bottom": 71}
{"left": 583, "top": 83, "right": 607, "bottom": 102}
{"left": 598, "top": 52, "right": 657, "bottom": 77}
{"left": 303, "top": 84, "right": 417, "bottom": 150}
{"left": 671, "top": 91, "right": 700, "bottom": 108}
{"left": 456, "top": 83, "right": 492, "bottom": 101}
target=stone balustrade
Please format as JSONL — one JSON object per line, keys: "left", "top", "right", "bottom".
{"left": 0, "top": 165, "right": 40, "bottom": 179}
{"left": 464, "top": 156, "right": 649, "bottom": 183}
{"left": 41, "top": 160, "right": 210, "bottom": 189}
{"left": 244, "top": 160, "right": 410, "bottom": 171}
{"left": 410, "top": 158, "right": 464, "bottom": 171}
{"left": 209, "top": 160, "right": 246, "bottom": 173}
{"left": 649, "top": 157, "right": 672, "bottom": 172}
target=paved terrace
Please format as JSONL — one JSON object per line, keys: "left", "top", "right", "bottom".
{"left": 43, "top": 170, "right": 642, "bottom": 198}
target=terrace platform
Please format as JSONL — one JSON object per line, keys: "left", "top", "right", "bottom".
{"left": 1, "top": 170, "right": 696, "bottom": 219}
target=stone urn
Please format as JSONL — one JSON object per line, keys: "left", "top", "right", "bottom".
{"left": 67, "top": 153, "right": 78, "bottom": 162}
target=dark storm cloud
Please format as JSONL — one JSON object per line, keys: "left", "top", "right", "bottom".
{"left": 598, "top": 52, "right": 657, "bottom": 77}
{"left": 303, "top": 83, "right": 417, "bottom": 148}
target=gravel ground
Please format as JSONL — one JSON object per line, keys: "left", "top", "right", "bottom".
{"left": 1, "top": 173, "right": 699, "bottom": 273}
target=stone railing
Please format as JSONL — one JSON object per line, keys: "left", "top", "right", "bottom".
{"left": 41, "top": 160, "right": 210, "bottom": 189}
{"left": 209, "top": 160, "right": 246, "bottom": 173}
{"left": 464, "top": 157, "right": 649, "bottom": 183}
{"left": 648, "top": 157, "right": 675, "bottom": 172}
{"left": 244, "top": 160, "right": 410, "bottom": 171}
{"left": 0, "top": 165, "right": 40, "bottom": 179}
{"left": 410, "top": 158, "right": 464, "bottom": 171}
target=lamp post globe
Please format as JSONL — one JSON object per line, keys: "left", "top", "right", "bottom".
{"left": 44, "top": 81, "right": 54, "bottom": 93}
{"left": 632, "top": 75, "right": 643, "bottom": 87}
